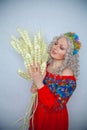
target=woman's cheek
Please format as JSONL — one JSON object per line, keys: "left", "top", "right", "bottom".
{"left": 58, "top": 51, "right": 66, "bottom": 59}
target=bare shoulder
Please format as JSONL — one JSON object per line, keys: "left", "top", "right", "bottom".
{"left": 62, "top": 68, "right": 74, "bottom": 76}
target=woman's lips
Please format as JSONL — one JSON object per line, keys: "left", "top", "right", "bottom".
{"left": 52, "top": 49, "right": 57, "bottom": 54}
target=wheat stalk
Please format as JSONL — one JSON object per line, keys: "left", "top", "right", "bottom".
{"left": 10, "top": 28, "right": 48, "bottom": 130}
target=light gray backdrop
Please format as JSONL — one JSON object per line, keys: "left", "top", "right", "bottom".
{"left": 0, "top": 0, "right": 87, "bottom": 130}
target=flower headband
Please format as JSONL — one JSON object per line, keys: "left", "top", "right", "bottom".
{"left": 64, "top": 32, "right": 81, "bottom": 55}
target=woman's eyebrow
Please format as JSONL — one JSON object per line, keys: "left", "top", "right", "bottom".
{"left": 60, "top": 44, "right": 67, "bottom": 49}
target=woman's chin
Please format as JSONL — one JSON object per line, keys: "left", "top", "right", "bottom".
{"left": 50, "top": 54, "right": 64, "bottom": 61}
{"left": 50, "top": 53, "right": 57, "bottom": 59}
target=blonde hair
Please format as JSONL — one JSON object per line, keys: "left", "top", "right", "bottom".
{"left": 47, "top": 35, "right": 80, "bottom": 79}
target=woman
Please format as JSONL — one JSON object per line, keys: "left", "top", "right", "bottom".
{"left": 28, "top": 32, "right": 81, "bottom": 130}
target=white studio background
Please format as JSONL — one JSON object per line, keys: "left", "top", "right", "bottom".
{"left": 0, "top": 0, "right": 87, "bottom": 130}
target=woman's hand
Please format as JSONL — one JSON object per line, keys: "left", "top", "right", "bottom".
{"left": 30, "top": 83, "right": 37, "bottom": 93}
{"left": 28, "top": 62, "right": 46, "bottom": 89}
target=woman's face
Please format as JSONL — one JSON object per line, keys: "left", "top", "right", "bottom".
{"left": 50, "top": 37, "right": 68, "bottom": 60}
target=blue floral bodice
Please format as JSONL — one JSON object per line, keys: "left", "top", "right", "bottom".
{"left": 43, "top": 71, "right": 76, "bottom": 108}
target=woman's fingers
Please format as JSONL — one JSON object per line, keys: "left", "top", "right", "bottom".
{"left": 28, "top": 65, "right": 33, "bottom": 76}
{"left": 33, "top": 62, "right": 38, "bottom": 71}
{"left": 28, "top": 62, "right": 43, "bottom": 81}
{"left": 37, "top": 62, "right": 41, "bottom": 72}
{"left": 29, "top": 63, "right": 36, "bottom": 74}
{"left": 30, "top": 87, "right": 37, "bottom": 93}
{"left": 30, "top": 62, "right": 41, "bottom": 72}
{"left": 42, "top": 68, "right": 46, "bottom": 78}
{"left": 30, "top": 83, "right": 37, "bottom": 93}
{"left": 29, "top": 62, "right": 37, "bottom": 72}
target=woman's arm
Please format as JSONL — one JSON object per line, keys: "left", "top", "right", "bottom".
{"left": 29, "top": 63, "right": 76, "bottom": 110}
{"left": 38, "top": 77, "right": 76, "bottom": 110}
{"left": 38, "top": 68, "right": 76, "bottom": 110}
{"left": 38, "top": 85, "right": 60, "bottom": 109}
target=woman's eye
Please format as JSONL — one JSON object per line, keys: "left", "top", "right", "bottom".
{"left": 54, "top": 42, "right": 58, "bottom": 45}
{"left": 60, "top": 47, "right": 65, "bottom": 50}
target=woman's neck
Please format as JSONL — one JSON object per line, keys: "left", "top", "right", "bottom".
{"left": 51, "top": 59, "right": 64, "bottom": 69}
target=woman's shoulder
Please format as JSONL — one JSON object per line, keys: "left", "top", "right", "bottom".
{"left": 62, "top": 68, "right": 74, "bottom": 76}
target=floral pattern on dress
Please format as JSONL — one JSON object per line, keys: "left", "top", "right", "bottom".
{"left": 43, "top": 74, "right": 76, "bottom": 108}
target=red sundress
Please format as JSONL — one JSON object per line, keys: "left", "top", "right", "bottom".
{"left": 29, "top": 70, "right": 76, "bottom": 130}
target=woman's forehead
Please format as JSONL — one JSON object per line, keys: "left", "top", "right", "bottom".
{"left": 58, "top": 37, "right": 68, "bottom": 46}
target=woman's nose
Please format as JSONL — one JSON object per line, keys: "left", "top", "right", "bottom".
{"left": 54, "top": 45, "right": 58, "bottom": 50}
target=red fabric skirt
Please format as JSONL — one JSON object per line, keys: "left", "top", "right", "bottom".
{"left": 29, "top": 102, "right": 68, "bottom": 130}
